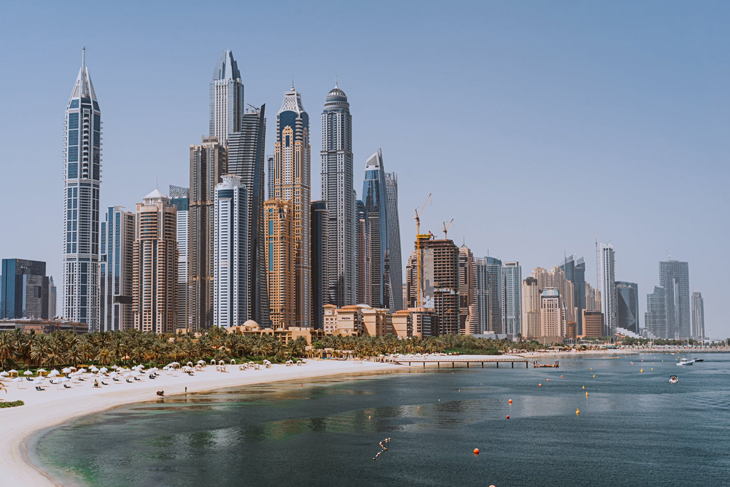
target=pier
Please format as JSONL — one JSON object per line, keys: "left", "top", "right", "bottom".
{"left": 391, "top": 354, "right": 532, "bottom": 369}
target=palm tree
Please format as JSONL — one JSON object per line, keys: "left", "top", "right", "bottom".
{"left": 0, "top": 332, "right": 14, "bottom": 369}
{"left": 30, "top": 334, "right": 51, "bottom": 367}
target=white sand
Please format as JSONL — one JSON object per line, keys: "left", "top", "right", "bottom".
{"left": 0, "top": 360, "right": 401, "bottom": 486}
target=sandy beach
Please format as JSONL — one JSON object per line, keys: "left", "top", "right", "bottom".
{"left": 0, "top": 360, "right": 401, "bottom": 487}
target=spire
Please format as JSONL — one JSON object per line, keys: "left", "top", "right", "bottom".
{"left": 82, "top": 47, "right": 86, "bottom": 71}
{"left": 335, "top": 75, "right": 338, "bottom": 88}
{"left": 69, "top": 47, "right": 98, "bottom": 104}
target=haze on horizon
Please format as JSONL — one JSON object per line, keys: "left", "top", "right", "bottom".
{"left": 0, "top": 1, "right": 727, "bottom": 336}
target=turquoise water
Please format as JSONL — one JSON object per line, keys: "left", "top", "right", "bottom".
{"left": 34, "top": 355, "right": 730, "bottom": 486}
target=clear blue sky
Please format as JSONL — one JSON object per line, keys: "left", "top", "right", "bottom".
{"left": 1, "top": 1, "right": 728, "bottom": 336}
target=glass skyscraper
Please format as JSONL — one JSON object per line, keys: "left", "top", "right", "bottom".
{"left": 362, "top": 149, "right": 390, "bottom": 309}
{"left": 600, "top": 244, "right": 617, "bottom": 336}
{"left": 659, "top": 260, "right": 691, "bottom": 339}
{"left": 559, "top": 255, "right": 586, "bottom": 336}
{"left": 645, "top": 286, "right": 667, "bottom": 338}
{"left": 485, "top": 257, "right": 503, "bottom": 334}
{"left": 502, "top": 262, "right": 522, "bottom": 337}
{"left": 311, "top": 200, "right": 329, "bottom": 328}
{"left": 691, "top": 292, "right": 704, "bottom": 340}
{"left": 1, "top": 259, "right": 49, "bottom": 320}
{"left": 616, "top": 281, "right": 639, "bottom": 333}
{"left": 321, "top": 83, "right": 355, "bottom": 307}
{"left": 170, "top": 186, "right": 189, "bottom": 331}
{"left": 209, "top": 49, "right": 244, "bottom": 145}
{"left": 385, "top": 173, "right": 403, "bottom": 312}
{"left": 99, "top": 207, "right": 135, "bottom": 331}
{"left": 63, "top": 48, "right": 101, "bottom": 330}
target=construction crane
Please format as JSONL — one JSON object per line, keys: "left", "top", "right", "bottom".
{"left": 415, "top": 193, "right": 432, "bottom": 308}
{"left": 442, "top": 219, "right": 454, "bottom": 239}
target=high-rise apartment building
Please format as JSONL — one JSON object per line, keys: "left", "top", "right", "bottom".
{"left": 228, "top": 105, "right": 268, "bottom": 326}
{"left": 213, "top": 175, "right": 248, "bottom": 328}
{"left": 385, "top": 173, "right": 403, "bottom": 312}
{"left": 459, "top": 246, "right": 475, "bottom": 334}
{"left": 559, "top": 255, "right": 586, "bottom": 335}
{"left": 502, "top": 262, "right": 522, "bottom": 338}
{"left": 355, "top": 200, "right": 371, "bottom": 306}
{"left": 645, "top": 286, "right": 667, "bottom": 339}
{"left": 48, "top": 277, "right": 57, "bottom": 319}
{"left": 1, "top": 259, "right": 49, "bottom": 319}
{"left": 188, "top": 137, "right": 227, "bottom": 331}
{"left": 209, "top": 49, "right": 244, "bottom": 146}
{"left": 133, "top": 190, "right": 178, "bottom": 334}
{"left": 486, "top": 257, "right": 503, "bottom": 334}
{"left": 532, "top": 266, "right": 576, "bottom": 325}
{"left": 521, "top": 277, "right": 541, "bottom": 339}
{"left": 63, "top": 48, "right": 101, "bottom": 330}
{"left": 169, "top": 186, "right": 189, "bottom": 331}
{"left": 616, "top": 281, "right": 639, "bottom": 333}
{"left": 264, "top": 200, "right": 295, "bottom": 329}
{"left": 273, "top": 85, "right": 311, "bottom": 327}
{"left": 99, "top": 207, "right": 135, "bottom": 331}
{"left": 600, "top": 244, "right": 617, "bottom": 336}
{"left": 474, "top": 258, "right": 489, "bottom": 335}
{"left": 659, "top": 260, "right": 691, "bottom": 339}
{"left": 321, "top": 83, "right": 355, "bottom": 307}
{"left": 311, "top": 200, "right": 329, "bottom": 328}
{"left": 540, "top": 288, "right": 563, "bottom": 338}
{"left": 362, "top": 149, "right": 390, "bottom": 309}
{"left": 691, "top": 292, "right": 704, "bottom": 340}
{"left": 582, "top": 310, "right": 604, "bottom": 338}
{"left": 267, "top": 156, "right": 275, "bottom": 200}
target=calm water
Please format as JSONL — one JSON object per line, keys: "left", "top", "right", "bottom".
{"left": 34, "top": 355, "right": 730, "bottom": 486}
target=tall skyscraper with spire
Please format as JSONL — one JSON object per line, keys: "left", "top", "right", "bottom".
{"left": 385, "top": 172, "right": 403, "bottom": 312}
{"left": 209, "top": 50, "right": 244, "bottom": 145}
{"left": 362, "top": 149, "right": 390, "bottom": 309}
{"left": 63, "top": 48, "right": 101, "bottom": 330}
{"left": 600, "top": 243, "right": 617, "bottom": 335}
{"left": 273, "top": 85, "right": 311, "bottom": 327}
{"left": 321, "top": 81, "right": 355, "bottom": 307}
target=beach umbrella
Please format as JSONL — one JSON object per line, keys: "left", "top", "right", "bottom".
{"left": 90, "top": 366, "right": 99, "bottom": 372}
{"left": 49, "top": 370, "right": 60, "bottom": 377}
{"left": 24, "top": 370, "right": 32, "bottom": 376}
{"left": 100, "top": 367, "right": 108, "bottom": 374}
{"left": 8, "top": 369, "right": 18, "bottom": 376}
{"left": 62, "top": 368, "right": 71, "bottom": 374}
{"left": 78, "top": 368, "right": 86, "bottom": 374}
{"left": 0, "top": 371, "right": 8, "bottom": 377}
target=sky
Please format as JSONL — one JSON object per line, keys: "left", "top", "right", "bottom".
{"left": 0, "top": 1, "right": 728, "bottom": 336}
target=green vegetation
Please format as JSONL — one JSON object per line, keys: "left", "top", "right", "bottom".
{"left": 0, "top": 328, "right": 542, "bottom": 370}
{"left": 0, "top": 400, "right": 24, "bottom": 409}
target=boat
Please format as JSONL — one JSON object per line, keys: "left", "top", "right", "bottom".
{"left": 669, "top": 375, "right": 679, "bottom": 384}
{"left": 534, "top": 361, "right": 559, "bottom": 368}
{"left": 694, "top": 358, "right": 704, "bottom": 362}
{"left": 676, "top": 358, "right": 695, "bottom": 366}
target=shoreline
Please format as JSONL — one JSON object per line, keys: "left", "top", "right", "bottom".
{"left": 0, "top": 360, "right": 402, "bottom": 487}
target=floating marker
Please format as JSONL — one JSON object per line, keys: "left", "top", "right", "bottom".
{"left": 474, "top": 448, "right": 480, "bottom": 455}
{"left": 640, "top": 369, "right": 643, "bottom": 373}
{"left": 586, "top": 392, "right": 589, "bottom": 397}
{"left": 582, "top": 385, "right": 585, "bottom": 389}
{"left": 651, "top": 368, "right": 653, "bottom": 371}
{"left": 509, "top": 399, "right": 512, "bottom": 404}
{"left": 560, "top": 375, "right": 563, "bottom": 378}
{"left": 576, "top": 408, "right": 580, "bottom": 415}
{"left": 547, "top": 379, "right": 550, "bottom": 382}
{"left": 539, "top": 384, "right": 542, "bottom": 387}
{"left": 506, "top": 415, "right": 510, "bottom": 419}
{"left": 592, "top": 375, "right": 595, "bottom": 378}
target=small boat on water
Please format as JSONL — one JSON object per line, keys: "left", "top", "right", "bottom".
{"left": 677, "top": 358, "right": 695, "bottom": 366}
{"left": 694, "top": 359, "right": 704, "bottom": 362}
{"left": 534, "top": 361, "right": 559, "bottom": 368}
{"left": 669, "top": 375, "right": 679, "bottom": 384}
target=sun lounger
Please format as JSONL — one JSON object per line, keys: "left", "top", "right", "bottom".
{"left": 64, "top": 384, "right": 72, "bottom": 389}
{"left": 101, "top": 381, "right": 109, "bottom": 385}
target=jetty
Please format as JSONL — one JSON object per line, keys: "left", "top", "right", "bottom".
{"left": 390, "top": 354, "right": 532, "bottom": 368}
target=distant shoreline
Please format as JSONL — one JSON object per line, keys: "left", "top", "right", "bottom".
{"left": 0, "top": 361, "right": 402, "bottom": 487}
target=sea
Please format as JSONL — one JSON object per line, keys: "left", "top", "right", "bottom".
{"left": 32, "top": 354, "right": 730, "bottom": 486}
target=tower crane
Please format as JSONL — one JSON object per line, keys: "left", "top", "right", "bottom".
{"left": 442, "top": 219, "right": 454, "bottom": 240}
{"left": 415, "top": 193, "right": 432, "bottom": 308}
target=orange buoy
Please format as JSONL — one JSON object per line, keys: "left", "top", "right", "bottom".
{"left": 560, "top": 375, "right": 563, "bottom": 378}
{"left": 592, "top": 374, "right": 595, "bottom": 378}
{"left": 506, "top": 415, "right": 510, "bottom": 419}
{"left": 538, "top": 384, "right": 542, "bottom": 387}
{"left": 474, "top": 448, "right": 480, "bottom": 455}
{"left": 582, "top": 385, "right": 585, "bottom": 389}
{"left": 509, "top": 399, "right": 513, "bottom": 404}
{"left": 576, "top": 408, "right": 580, "bottom": 415}
{"left": 640, "top": 369, "right": 643, "bottom": 373}
{"left": 651, "top": 368, "right": 653, "bottom": 371}
{"left": 590, "top": 368, "right": 593, "bottom": 370}
{"left": 585, "top": 392, "right": 589, "bottom": 397}
{"left": 547, "top": 379, "right": 550, "bottom": 382}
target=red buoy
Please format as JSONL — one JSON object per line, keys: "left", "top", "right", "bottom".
{"left": 474, "top": 448, "right": 480, "bottom": 455}
{"left": 506, "top": 415, "right": 510, "bottom": 419}
{"left": 508, "top": 399, "right": 512, "bottom": 404}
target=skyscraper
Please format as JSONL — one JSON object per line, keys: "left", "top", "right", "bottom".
{"left": 48, "top": 277, "right": 57, "bottom": 319}
{"left": 502, "top": 262, "right": 522, "bottom": 338}
{"left": 63, "top": 48, "right": 101, "bottom": 330}
{"left": 265, "top": 200, "right": 295, "bottom": 329}
{"left": 188, "top": 137, "right": 227, "bottom": 332}
{"left": 362, "top": 149, "right": 390, "bottom": 309}
{"left": 321, "top": 83, "right": 355, "bottom": 307}
{"left": 659, "top": 259, "right": 691, "bottom": 339}
{"left": 616, "top": 281, "right": 639, "bottom": 333}
{"left": 273, "top": 85, "right": 311, "bottom": 327}
{"left": 599, "top": 244, "right": 617, "bottom": 335}
{"left": 209, "top": 49, "right": 244, "bottom": 145}
{"left": 485, "top": 257, "right": 503, "bottom": 334}
{"left": 474, "top": 258, "right": 489, "bottom": 334}
{"left": 559, "top": 255, "right": 586, "bottom": 335}
{"left": 133, "top": 189, "right": 178, "bottom": 334}
{"left": 228, "top": 105, "right": 268, "bottom": 326}
{"left": 311, "top": 201, "right": 329, "bottom": 328}
{"left": 1, "top": 259, "right": 49, "bottom": 319}
{"left": 99, "top": 207, "right": 135, "bottom": 331}
{"left": 540, "top": 288, "right": 563, "bottom": 338}
{"left": 355, "top": 200, "right": 371, "bottom": 305}
{"left": 213, "top": 175, "right": 248, "bottom": 328}
{"left": 169, "top": 185, "right": 189, "bottom": 331}
{"left": 645, "top": 286, "right": 667, "bottom": 338}
{"left": 521, "top": 277, "right": 541, "bottom": 339}
{"left": 385, "top": 172, "right": 403, "bottom": 312}
{"left": 691, "top": 292, "right": 704, "bottom": 340}
{"left": 459, "top": 246, "right": 475, "bottom": 334}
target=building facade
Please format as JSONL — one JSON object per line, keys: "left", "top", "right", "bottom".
{"left": 264, "top": 200, "right": 295, "bottom": 329}
{"left": 600, "top": 244, "right": 617, "bottom": 335}
{"left": 559, "top": 255, "right": 586, "bottom": 335}
{"left": 48, "top": 277, "right": 57, "bottom": 319}
{"left": 99, "top": 207, "right": 135, "bottom": 331}
{"left": 540, "top": 288, "right": 563, "bottom": 339}
{"left": 582, "top": 310, "right": 604, "bottom": 338}
{"left": 1, "top": 259, "right": 49, "bottom": 320}
{"left": 169, "top": 186, "right": 189, "bottom": 331}
{"left": 645, "top": 286, "right": 667, "bottom": 339}
{"left": 188, "top": 137, "right": 227, "bottom": 331}
{"left": 209, "top": 49, "right": 244, "bottom": 146}
{"left": 459, "top": 246, "right": 476, "bottom": 334}
{"left": 362, "top": 149, "right": 391, "bottom": 309}
{"left": 659, "top": 260, "right": 691, "bottom": 339}
{"left": 62, "top": 48, "right": 101, "bottom": 330}
{"left": 486, "top": 257, "right": 503, "bottom": 334}
{"left": 355, "top": 200, "right": 371, "bottom": 305}
{"left": 273, "top": 85, "right": 311, "bottom": 327}
{"left": 228, "top": 105, "right": 268, "bottom": 326}
{"left": 616, "top": 281, "right": 639, "bottom": 333}
{"left": 133, "top": 190, "right": 178, "bottom": 334}
{"left": 473, "top": 258, "right": 489, "bottom": 335}
{"left": 213, "top": 175, "right": 248, "bottom": 328}
{"left": 521, "top": 277, "right": 541, "bottom": 339}
{"left": 691, "top": 292, "right": 704, "bottom": 340}
{"left": 502, "top": 262, "right": 522, "bottom": 338}
{"left": 385, "top": 172, "right": 403, "bottom": 312}
{"left": 320, "top": 83, "right": 356, "bottom": 307}
{"left": 311, "top": 200, "right": 329, "bottom": 329}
